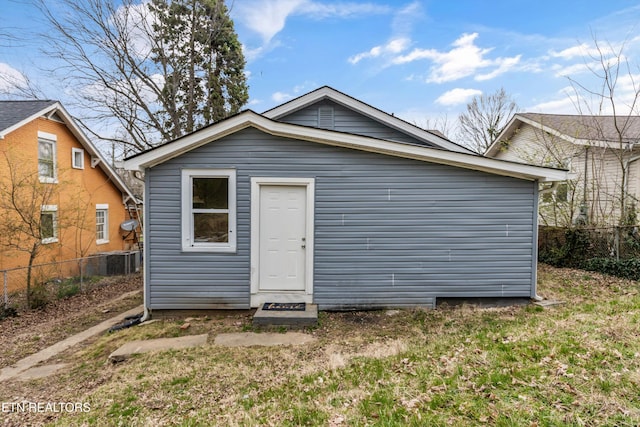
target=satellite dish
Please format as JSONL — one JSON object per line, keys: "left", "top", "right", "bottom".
{"left": 120, "top": 219, "right": 139, "bottom": 231}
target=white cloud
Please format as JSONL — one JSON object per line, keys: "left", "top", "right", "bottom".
{"left": 435, "top": 88, "right": 482, "bottom": 106}
{"left": 236, "top": 0, "right": 389, "bottom": 45}
{"left": 528, "top": 86, "right": 577, "bottom": 113}
{"left": 529, "top": 96, "right": 576, "bottom": 114}
{"left": 0, "top": 63, "right": 29, "bottom": 93}
{"left": 549, "top": 43, "right": 612, "bottom": 60}
{"left": 297, "top": 2, "right": 390, "bottom": 19}
{"left": 110, "top": 1, "right": 156, "bottom": 59}
{"left": 391, "top": 33, "right": 520, "bottom": 83}
{"left": 348, "top": 37, "right": 410, "bottom": 64}
{"left": 475, "top": 55, "right": 521, "bottom": 81}
{"left": 272, "top": 91, "right": 292, "bottom": 103}
{"left": 552, "top": 62, "right": 592, "bottom": 77}
{"left": 391, "top": 1, "right": 422, "bottom": 35}
{"left": 270, "top": 81, "right": 317, "bottom": 104}
{"left": 237, "top": 0, "right": 304, "bottom": 44}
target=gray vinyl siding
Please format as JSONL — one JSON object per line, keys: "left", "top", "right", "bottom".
{"left": 146, "top": 127, "right": 536, "bottom": 310}
{"left": 278, "top": 100, "right": 435, "bottom": 147}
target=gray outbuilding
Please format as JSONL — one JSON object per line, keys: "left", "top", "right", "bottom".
{"left": 124, "top": 87, "right": 569, "bottom": 314}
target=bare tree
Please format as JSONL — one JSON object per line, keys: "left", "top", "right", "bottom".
{"left": 457, "top": 88, "right": 519, "bottom": 154}
{"left": 419, "top": 114, "right": 454, "bottom": 140}
{"left": 0, "top": 150, "right": 58, "bottom": 308}
{"left": 0, "top": 16, "right": 46, "bottom": 99}
{"left": 37, "top": 0, "right": 248, "bottom": 154}
{"left": 0, "top": 70, "right": 45, "bottom": 100}
{"left": 567, "top": 36, "right": 640, "bottom": 226}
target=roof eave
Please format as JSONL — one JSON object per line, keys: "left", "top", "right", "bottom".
{"left": 0, "top": 101, "right": 59, "bottom": 138}
{"left": 124, "top": 112, "right": 571, "bottom": 183}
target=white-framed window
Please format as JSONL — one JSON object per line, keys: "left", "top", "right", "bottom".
{"left": 38, "top": 132, "right": 57, "bottom": 183}
{"left": 40, "top": 205, "right": 58, "bottom": 244}
{"left": 72, "top": 147, "right": 84, "bottom": 169}
{"left": 181, "top": 168, "right": 236, "bottom": 252}
{"left": 96, "top": 204, "right": 109, "bottom": 244}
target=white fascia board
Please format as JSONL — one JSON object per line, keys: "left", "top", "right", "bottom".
{"left": 263, "top": 86, "right": 475, "bottom": 155}
{"left": 123, "top": 111, "right": 260, "bottom": 171}
{"left": 0, "top": 102, "right": 59, "bottom": 138}
{"left": 125, "top": 111, "right": 570, "bottom": 182}
{"left": 485, "top": 115, "right": 520, "bottom": 156}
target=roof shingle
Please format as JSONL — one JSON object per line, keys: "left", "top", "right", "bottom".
{"left": 0, "top": 100, "right": 58, "bottom": 133}
{"left": 520, "top": 113, "right": 640, "bottom": 144}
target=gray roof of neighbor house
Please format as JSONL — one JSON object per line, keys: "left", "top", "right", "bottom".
{"left": 486, "top": 113, "right": 640, "bottom": 156}
{"left": 519, "top": 113, "right": 640, "bottom": 143}
{"left": 0, "top": 100, "right": 58, "bottom": 132}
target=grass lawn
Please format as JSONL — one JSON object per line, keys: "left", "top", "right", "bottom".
{"left": 2, "top": 264, "right": 640, "bottom": 426}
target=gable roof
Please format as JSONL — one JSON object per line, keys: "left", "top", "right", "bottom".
{"left": 0, "top": 100, "right": 59, "bottom": 133}
{"left": 124, "top": 109, "right": 569, "bottom": 183}
{"left": 0, "top": 100, "right": 139, "bottom": 204}
{"left": 263, "top": 86, "right": 475, "bottom": 154}
{"left": 486, "top": 113, "right": 640, "bottom": 156}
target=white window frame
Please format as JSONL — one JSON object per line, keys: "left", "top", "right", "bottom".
{"left": 38, "top": 131, "right": 57, "bottom": 183}
{"left": 72, "top": 147, "right": 85, "bottom": 169}
{"left": 181, "top": 168, "right": 236, "bottom": 252}
{"left": 96, "top": 204, "right": 109, "bottom": 245}
{"left": 40, "top": 205, "right": 58, "bottom": 244}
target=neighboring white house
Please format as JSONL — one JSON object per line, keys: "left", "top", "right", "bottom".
{"left": 485, "top": 113, "right": 640, "bottom": 227}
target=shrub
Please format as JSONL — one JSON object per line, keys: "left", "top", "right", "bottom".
{"left": 539, "top": 228, "right": 591, "bottom": 268}
{"left": 28, "top": 284, "right": 49, "bottom": 309}
{"left": 581, "top": 258, "right": 640, "bottom": 281}
{"left": 0, "top": 305, "right": 17, "bottom": 319}
{"left": 57, "top": 278, "right": 81, "bottom": 299}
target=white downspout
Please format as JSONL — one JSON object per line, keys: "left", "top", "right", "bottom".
{"left": 132, "top": 170, "right": 151, "bottom": 322}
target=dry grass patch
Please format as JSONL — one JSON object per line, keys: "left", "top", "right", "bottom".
{"left": 1, "top": 265, "right": 640, "bottom": 426}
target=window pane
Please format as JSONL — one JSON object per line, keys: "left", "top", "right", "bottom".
{"left": 74, "top": 151, "right": 83, "bottom": 167}
{"left": 41, "top": 213, "right": 54, "bottom": 239}
{"left": 193, "top": 178, "right": 228, "bottom": 209}
{"left": 39, "top": 141, "right": 53, "bottom": 160}
{"left": 193, "top": 213, "right": 229, "bottom": 243}
{"left": 39, "top": 162, "right": 54, "bottom": 178}
{"left": 39, "top": 140, "right": 55, "bottom": 178}
{"left": 96, "top": 210, "right": 106, "bottom": 240}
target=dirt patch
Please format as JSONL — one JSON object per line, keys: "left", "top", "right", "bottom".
{"left": 0, "top": 274, "right": 142, "bottom": 368}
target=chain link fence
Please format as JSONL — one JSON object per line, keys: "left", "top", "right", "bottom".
{"left": 538, "top": 226, "right": 640, "bottom": 268}
{"left": 1, "top": 251, "right": 141, "bottom": 316}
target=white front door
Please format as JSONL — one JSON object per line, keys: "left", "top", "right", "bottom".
{"left": 259, "top": 185, "right": 306, "bottom": 291}
{"left": 250, "top": 178, "right": 314, "bottom": 307}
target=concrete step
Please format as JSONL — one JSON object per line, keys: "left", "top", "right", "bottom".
{"left": 253, "top": 303, "right": 318, "bottom": 327}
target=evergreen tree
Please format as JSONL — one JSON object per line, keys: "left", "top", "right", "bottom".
{"left": 150, "top": 0, "right": 248, "bottom": 139}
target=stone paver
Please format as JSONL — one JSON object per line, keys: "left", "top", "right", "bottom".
{"left": 214, "top": 332, "right": 316, "bottom": 347}
{"left": 15, "top": 363, "right": 69, "bottom": 381}
{"left": 108, "top": 334, "right": 209, "bottom": 362}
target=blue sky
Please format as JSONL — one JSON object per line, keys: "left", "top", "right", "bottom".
{"left": 2, "top": 0, "right": 640, "bottom": 135}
